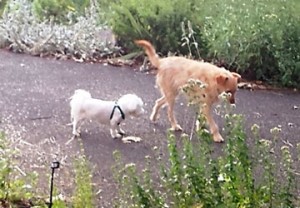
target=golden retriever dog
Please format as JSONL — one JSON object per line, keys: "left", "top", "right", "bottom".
{"left": 135, "top": 40, "right": 241, "bottom": 142}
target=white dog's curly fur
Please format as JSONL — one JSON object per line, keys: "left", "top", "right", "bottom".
{"left": 70, "top": 89, "right": 144, "bottom": 138}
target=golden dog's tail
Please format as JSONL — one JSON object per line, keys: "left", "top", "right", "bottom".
{"left": 135, "top": 40, "right": 159, "bottom": 68}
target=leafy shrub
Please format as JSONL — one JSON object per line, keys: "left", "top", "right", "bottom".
{"left": 0, "top": 0, "right": 119, "bottom": 60}
{"left": 108, "top": 0, "right": 208, "bottom": 56}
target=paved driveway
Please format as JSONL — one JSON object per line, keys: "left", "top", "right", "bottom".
{"left": 0, "top": 50, "right": 299, "bottom": 207}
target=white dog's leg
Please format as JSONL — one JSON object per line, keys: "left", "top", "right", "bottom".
{"left": 72, "top": 121, "right": 79, "bottom": 136}
{"left": 110, "top": 128, "right": 122, "bottom": 139}
{"left": 72, "top": 118, "right": 81, "bottom": 137}
{"left": 117, "top": 125, "right": 125, "bottom": 135}
{"left": 110, "top": 120, "right": 123, "bottom": 138}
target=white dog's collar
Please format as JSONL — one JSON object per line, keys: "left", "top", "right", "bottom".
{"left": 110, "top": 103, "right": 125, "bottom": 120}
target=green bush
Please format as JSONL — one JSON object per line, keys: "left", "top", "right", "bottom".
{"left": 109, "top": 0, "right": 300, "bottom": 88}
{"left": 32, "top": 0, "right": 74, "bottom": 22}
{"left": 109, "top": 0, "right": 208, "bottom": 56}
{"left": 113, "top": 103, "right": 300, "bottom": 207}
{"left": 201, "top": 0, "right": 300, "bottom": 87}
{"left": 32, "top": 0, "right": 90, "bottom": 23}
{"left": 71, "top": 0, "right": 90, "bottom": 16}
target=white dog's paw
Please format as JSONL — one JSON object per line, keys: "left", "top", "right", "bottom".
{"left": 112, "top": 133, "right": 122, "bottom": 139}
{"left": 118, "top": 129, "right": 126, "bottom": 136}
{"left": 110, "top": 129, "right": 123, "bottom": 139}
{"left": 72, "top": 131, "right": 80, "bottom": 137}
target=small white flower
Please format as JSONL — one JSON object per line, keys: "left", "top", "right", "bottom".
{"left": 270, "top": 127, "right": 281, "bottom": 134}
{"left": 125, "top": 163, "right": 136, "bottom": 168}
{"left": 218, "top": 174, "right": 225, "bottom": 182}
{"left": 281, "top": 145, "right": 289, "bottom": 151}
{"left": 251, "top": 124, "right": 260, "bottom": 132}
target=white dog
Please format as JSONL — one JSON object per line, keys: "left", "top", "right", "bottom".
{"left": 70, "top": 89, "right": 144, "bottom": 138}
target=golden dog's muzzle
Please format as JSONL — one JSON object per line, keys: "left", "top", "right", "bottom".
{"left": 228, "top": 94, "right": 235, "bottom": 104}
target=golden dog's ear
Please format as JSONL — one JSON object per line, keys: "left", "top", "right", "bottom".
{"left": 231, "top": 72, "right": 241, "bottom": 80}
{"left": 216, "top": 75, "right": 229, "bottom": 85}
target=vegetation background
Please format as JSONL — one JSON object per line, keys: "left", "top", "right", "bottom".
{"left": 0, "top": 0, "right": 299, "bottom": 207}
{"left": 0, "top": 0, "right": 300, "bottom": 88}
{"left": 109, "top": 0, "right": 300, "bottom": 88}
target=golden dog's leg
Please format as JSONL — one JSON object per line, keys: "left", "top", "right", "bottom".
{"left": 150, "top": 96, "right": 166, "bottom": 121}
{"left": 166, "top": 97, "right": 182, "bottom": 131}
{"left": 202, "top": 105, "right": 224, "bottom": 142}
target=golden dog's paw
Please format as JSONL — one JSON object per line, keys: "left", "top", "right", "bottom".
{"left": 150, "top": 113, "right": 160, "bottom": 122}
{"left": 213, "top": 134, "right": 224, "bottom": 143}
{"left": 170, "top": 124, "right": 183, "bottom": 131}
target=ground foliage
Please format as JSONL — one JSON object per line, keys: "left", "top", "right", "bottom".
{"left": 113, "top": 102, "right": 300, "bottom": 207}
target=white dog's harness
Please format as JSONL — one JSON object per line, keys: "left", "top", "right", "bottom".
{"left": 110, "top": 103, "right": 125, "bottom": 121}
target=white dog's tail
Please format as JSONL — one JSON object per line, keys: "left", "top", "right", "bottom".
{"left": 70, "top": 89, "right": 91, "bottom": 120}
{"left": 135, "top": 40, "right": 160, "bottom": 68}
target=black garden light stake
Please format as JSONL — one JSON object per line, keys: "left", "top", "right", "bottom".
{"left": 48, "top": 161, "right": 60, "bottom": 208}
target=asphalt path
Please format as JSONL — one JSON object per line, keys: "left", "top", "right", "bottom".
{"left": 0, "top": 50, "right": 299, "bottom": 207}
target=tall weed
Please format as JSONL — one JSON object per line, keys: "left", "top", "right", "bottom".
{"left": 72, "top": 140, "right": 94, "bottom": 208}
{"left": 0, "top": 132, "right": 40, "bottom": 206}
{"left": 113, "top": 87, "right": 300, "bottom": 207}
